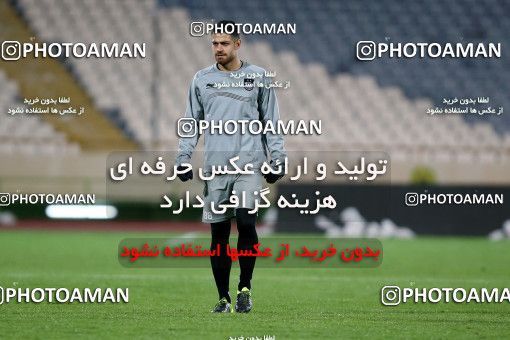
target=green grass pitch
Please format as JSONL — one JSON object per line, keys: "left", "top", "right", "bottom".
{"left": 0, "top": 229, "right": 509, "bottom": 339}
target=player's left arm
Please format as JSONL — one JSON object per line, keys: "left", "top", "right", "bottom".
{"left": 258, "top": 74, "right": 287, "bottom": 183}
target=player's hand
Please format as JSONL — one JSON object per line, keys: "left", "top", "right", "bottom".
{"left": 263, "top": 172, "right": 284, "bottom": 184}
{"left": 263, "top": 159, "right": 284, "bottom": 184}
{"left": 176, "top": 165, "right": 193, "bottom": 182}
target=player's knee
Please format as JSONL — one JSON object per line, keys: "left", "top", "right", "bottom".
{"left": 211, "top": 220, "right": 231, "bottom": 244}
{"left": 235, "top": 208, "right": 256, "bottom": 226}
{"left": 235, "top": 208, "right": 258, "bottom": 243}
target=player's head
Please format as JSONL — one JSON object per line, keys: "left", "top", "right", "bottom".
{"left": 211, "top": 20, "right": 241, "bottom": 66}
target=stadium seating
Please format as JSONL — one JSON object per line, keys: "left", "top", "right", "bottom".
{"left": 13, "top": 0, "right": 510, "bottom": 162}
{"left": 0, "top": 70, "right": 80, "bottom": 155}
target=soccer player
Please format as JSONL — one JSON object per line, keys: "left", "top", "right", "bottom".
{"left": 175, "top": 20, "right": 286, "bottom": 313}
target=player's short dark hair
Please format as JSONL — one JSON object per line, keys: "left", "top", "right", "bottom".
{"left": 213, "top": 20, "right": 240, "bottom": 41}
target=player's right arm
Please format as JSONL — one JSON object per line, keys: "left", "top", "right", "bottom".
{"left": 175, "top": 73, "right": 204, "bottom": 181}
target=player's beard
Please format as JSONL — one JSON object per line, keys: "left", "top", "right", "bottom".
{"left": 215, "top": 52, "right": 234, "bottom": 67}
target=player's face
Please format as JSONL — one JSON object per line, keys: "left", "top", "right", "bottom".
{"left": 211, "top": 34, "right": 240, "bottom": 65}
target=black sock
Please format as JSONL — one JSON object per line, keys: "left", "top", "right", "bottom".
{"left": 210, "top": 220, "right": 232, "bottom": 303}
{"left": 236, "top": 208, "right": 258, "bottom": 291}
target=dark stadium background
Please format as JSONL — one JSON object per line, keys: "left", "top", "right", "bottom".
{"left": 0, "top": 0, "right": 509, "bottom": 338}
